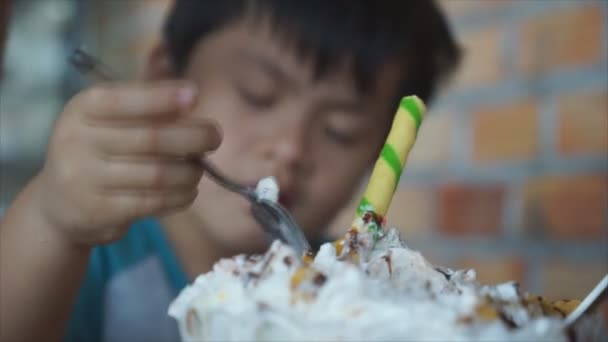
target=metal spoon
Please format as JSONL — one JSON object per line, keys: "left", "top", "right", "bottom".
{"left": 198, "top": 158, "right": 311, "bottom": 255}
{"left": 69, "top": 48, "right": 311, "bottom": 256}
{"left": 563, "top": 274, "right": 608, "bottom": 328}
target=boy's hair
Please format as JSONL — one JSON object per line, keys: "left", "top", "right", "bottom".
{"left": 164, "top": 0, "right": 460, "bottom": 104}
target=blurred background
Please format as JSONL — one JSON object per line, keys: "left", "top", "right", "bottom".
{"left": 1, "top": 0, "right": 606, "bottom": 303}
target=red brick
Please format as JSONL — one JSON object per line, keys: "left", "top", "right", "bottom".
{"left": 438, "top": 184, "right": 505, "bottom": 236}
{"left": 523, "top": 175, "right": 607, "bottom": 239}
{"left": 385, "top": 186, "right": 435, "bottom": 237}
{"left": 518, "top": 5, "right": 604, "bottom": 76}
{"left": 451, "top": 26, "right": 504, "bottom": 87}
{"left": 558, "top": 90, "right": 608, "bottom": 156}
{"left": 472, "top": 100, "right": 539, "bottom": 163}
{"left": 456, "top": 256, "right": 525, "bottom": 286}
{"left": 408, "top": 112, "right": 452, "bottom": 167}
{"left": 542, "top": 260, "right": 607, "bottom": 300}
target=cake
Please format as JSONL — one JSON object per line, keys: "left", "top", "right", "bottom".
{"left": 168, "top": 218, "right": 603, "bottom": 341}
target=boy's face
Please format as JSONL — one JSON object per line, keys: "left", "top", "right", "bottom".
{"left": 159, "top": 19, "right": 401, "bottom": 252}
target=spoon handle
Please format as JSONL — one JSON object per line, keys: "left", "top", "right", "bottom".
{"left": 564, "top": 274, "right": 608, "bottom": 327}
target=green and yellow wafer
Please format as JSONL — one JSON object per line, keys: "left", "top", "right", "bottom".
{"left": 354, "top": 95, "right": 426, "bottom": 228}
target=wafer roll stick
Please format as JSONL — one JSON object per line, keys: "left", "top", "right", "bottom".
{"left": 354, "top": 96, "right": 426, "bottom": 225}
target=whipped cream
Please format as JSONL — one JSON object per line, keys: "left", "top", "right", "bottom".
{"left": 255, "top": 176, "right": 279, "bottom": 203}
{"left": 169, "top": 225, "right": 575, "bottom": 341}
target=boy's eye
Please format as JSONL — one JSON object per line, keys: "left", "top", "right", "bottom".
{"left": 237, "top": 86, "right": 277, "bottom": 109}
{"left": 324, "top": 126, "right": 357, "bottom": 146}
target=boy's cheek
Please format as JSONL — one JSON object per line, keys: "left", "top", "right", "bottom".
{"left": 309, "top": 162, "right": 362, "bottom": 207}
{"left": 305, "top": 149, "right": 376, "bottom": 218}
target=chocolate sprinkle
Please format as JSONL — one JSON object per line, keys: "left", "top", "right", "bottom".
{"left": 348, "top": 229, "right": 359, "bottom": 249}
{"left": 257, "top": 302, "right": 270, "bottom": 311}
{"left": 498, "top": 311, "right": 518, "bottom": 329}
{"left": 247, "top": 272, "right": 261, "bottom": 279}
{"left": 381, "top": 253, "right": 393, "bottom": 275}
{"left": 434, "top": 267, "right": 452, "bottom": 281}
{"left": 313, "top": 273, "right": 327, "bottom": 286}
{"left": 283, "top": 256, "right": 294, "bottom": 266}
{"left": 457, "top": 315, "right": 474, "bottom": 325}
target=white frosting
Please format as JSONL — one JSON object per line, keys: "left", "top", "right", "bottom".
{"left": 169, "top": 228, "right": 569, "bottom": 341}
{"left": 255, "top": 176, "right": 279, "bottom": 203}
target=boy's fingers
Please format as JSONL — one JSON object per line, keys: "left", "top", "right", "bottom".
{"left": 99, "top": 158, "right": 203, "bottom": 191}
{"left": 94, "top": 121, "right": 222, "bottom": 157}
{"left": 111, "top": 188, "right": 198, "bottom": 220}
{"left": 77, "top": 81, "right": 198, "bottom": 120}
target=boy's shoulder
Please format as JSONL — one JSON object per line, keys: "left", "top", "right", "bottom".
{"left": 65, "top": 218, "right": 186, "bottom": 342}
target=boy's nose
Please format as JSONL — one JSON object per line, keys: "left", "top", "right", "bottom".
{"left": 271, "top": 123, "right": 307, "bottom": 171}
{"left": 262, "top": 118, "right": 313, "bottom": 187}
{"left": 268, "top": 126, "right": 310, "bottom": 207}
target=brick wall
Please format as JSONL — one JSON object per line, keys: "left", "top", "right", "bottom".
{"left": 339, "top": 0, "right": 608, "bottom": 300}
{"left": 89, "top": 0, "right": 607, "bottom": 301}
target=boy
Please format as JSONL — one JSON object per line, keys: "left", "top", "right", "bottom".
{"left": 0, "top": 1, "right": 460, "bottom": 341}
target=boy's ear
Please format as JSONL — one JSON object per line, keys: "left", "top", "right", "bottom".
{"left": 142, "top": 41, "right": 176, "bottom": 81}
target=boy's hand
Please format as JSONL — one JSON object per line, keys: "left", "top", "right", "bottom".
{"left": 32, "top": 81, "right": 221, "bottom": 246}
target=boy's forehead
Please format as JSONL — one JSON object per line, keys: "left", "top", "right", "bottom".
{"left": 188, "top": 19, "right": 403, "bottom": 109}
{"left": 192, "top": 19, "right": 344, "bottom": 83}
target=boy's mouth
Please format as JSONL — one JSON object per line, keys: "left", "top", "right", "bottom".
{"left": 278, "top": 193, "right": 293, "bottom": 208}
{"left": 246, "top": 179, "right": 295, "bottom": 208}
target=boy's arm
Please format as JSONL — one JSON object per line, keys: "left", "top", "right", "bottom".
{"left": 0, "top": 178, "right": 91, "bottom": 342}
{"left": 0, "top": 82, "right": 220, "bottom": 341}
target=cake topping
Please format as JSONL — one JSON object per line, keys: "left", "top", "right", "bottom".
{"left": 169, "top": 227, "right": 586, "bottom": 341}
{"left": 255, "top": 176, "right": 279, "bottom": 203}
